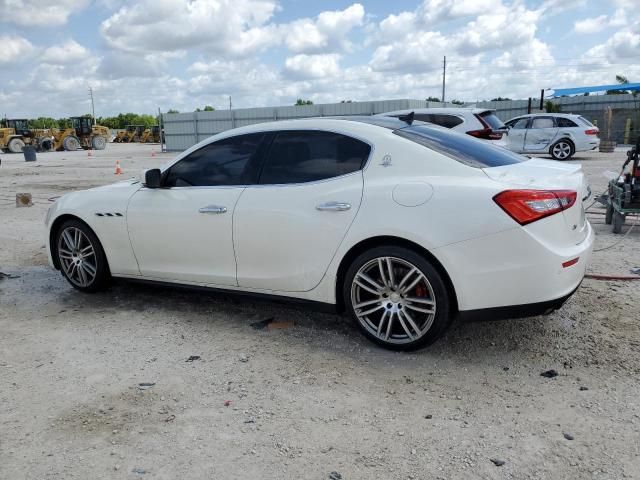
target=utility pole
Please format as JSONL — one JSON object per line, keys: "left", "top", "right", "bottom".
{"left": 441, "top": 56, "right": 446, "bottom": 104}
{"left": 229, "top": 96, "right": 232, "bottom": 110}
{"left": 88, "top": 86, "right": 96, "bottom": 125}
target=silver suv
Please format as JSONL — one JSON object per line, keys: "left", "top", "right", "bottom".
{"left": 503, "top": 113, "right": 600, "bottom": 160}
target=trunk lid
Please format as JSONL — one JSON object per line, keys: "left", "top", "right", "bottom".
{"left": 483, "top": 158, "right": 590, "bottom": 243}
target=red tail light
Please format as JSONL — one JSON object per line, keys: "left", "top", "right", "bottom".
{"left": 493, "top": 190, "right": 577, "bottom": 225}
{"left": 467, "top": 128, "right": 503, "bottom": 140}
{"left": 584, "top": 129, "right": 599, "bottom": 136}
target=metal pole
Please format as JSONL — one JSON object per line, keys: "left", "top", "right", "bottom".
{"left": 229, "top": 96, "right": 232, "bottom": 110}
{"left": 88, "top": 87, "right": 96, "bottom": 125}
{"left": 539, "top": 89, "right": 544, "bottom": 111}
{"left": 158, "top": 107, "right": 164, "bottom": 152}
{"left": 441, "top": 56, "right": 446, "bottom": 104}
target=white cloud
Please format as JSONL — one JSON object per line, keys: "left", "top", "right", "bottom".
{"left": 284, "top": 4, "right": 365, "bottom": 53}
{"left": 370, "top": 31, "right": 449, "bottom": 73}
{"left": 101, "top": 0, "right": 280, "bottom": 56}
{"left": 418, "top": 0, "right": 502, "bottom": 23}
{"left": 454, "top": 5, "right": 541, "bottom": 55}
{"left": 574, "top": 15, "right": 610, "bottom": 34}
{"left": 0, "top": 35, "right": 34, "bottom": 63}
{"left": 0, "top": 0, "right": 88, "bottom": 26}
{"left": 42, "top": 40, "right": 88, "bottom": 65}
{"left": 284, "top": 54, "right": 341, "bottom": 79}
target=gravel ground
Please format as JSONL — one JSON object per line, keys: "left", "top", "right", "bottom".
{"left": 1, "top": 144, "right": 639, "bottom": 480}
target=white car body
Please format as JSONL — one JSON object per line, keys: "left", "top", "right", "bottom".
{"left": 503, "top": 113, "right": 600, "bottom": 159}
{"left": 45, "top": 117, "right": 594, "bottom": 347}
{"left": 378, "top": 108, "right": 506, "bottom": 142}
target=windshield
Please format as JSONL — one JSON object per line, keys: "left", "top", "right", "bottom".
{"left": 478, "top": 111, "right": 505, "bottom": 130}
{"left": 394, "top": 125, "right": 525, "bottom": 168}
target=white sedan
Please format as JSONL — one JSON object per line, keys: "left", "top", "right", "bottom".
{"left": 45, "top": 116, "right": 594, "bottom": 350}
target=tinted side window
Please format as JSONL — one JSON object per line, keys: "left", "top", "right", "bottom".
{"left": 531, "top": 117, "right": 555, "bottom": 129}
{"left": 432, "top": 114, "right": 464, "bottom": 128}
{"left": 413, "top": 114, "right": 434, "bottom": 124}
{"left": 260, "top": 131, "right": 371, "bottom": 184}
{"left": 557, "top": 117, "right": 578, "bottom": 127}
{"left": 394, "top": 125, "right": 525, "bottom": 168}
{"left": 511, "top": 118, "right": 529, "bottom": 129}
{"left": 164, "top": 133, "right": 264, "bottom": 187}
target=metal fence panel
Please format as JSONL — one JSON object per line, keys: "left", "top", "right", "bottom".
{"left": 164, "top": 95, "right": 640, "bottom": 150}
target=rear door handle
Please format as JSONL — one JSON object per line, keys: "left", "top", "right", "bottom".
{"left": 316, "top": 201, "right": 351, "bottom": 212}
{"left": 199, "top": 205, "right": 227, "bottom": 214}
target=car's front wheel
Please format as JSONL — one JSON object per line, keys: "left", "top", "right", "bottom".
{"left": 55, "top": 219, "right": 110, "bottom": 292}
{"left": 343, "top": 246, "right": 451, "bottom": 350}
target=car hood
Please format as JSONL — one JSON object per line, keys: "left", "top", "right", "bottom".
{"left": 87, "top": 178, "right": 142, "bottom": 193}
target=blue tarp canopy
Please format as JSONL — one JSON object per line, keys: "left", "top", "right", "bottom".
{"left": 548, "top": 83, "right": 640, "bottom": 97}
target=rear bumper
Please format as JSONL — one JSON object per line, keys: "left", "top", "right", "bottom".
{"left": 457, "top": 282, "right": 580, "bottom": 322}
{"left": 434, "top": 220, "right": 594, "bottom": 312}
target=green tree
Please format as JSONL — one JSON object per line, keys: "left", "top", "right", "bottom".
{"left": 450, "top": 99, "right": 464, "bottom": 105}
{"left": 490, "top": 97, "right": 512, "bottom": 101}
{"left": 545, "top": 101, "right": 561, "bottom": 113}
{"left": 606, "top": 75, "right": 631, "bottom": 95}
{"left": 166, "top": 109, "right": 180, "bottom": 114}
{"left": 426, "top": 96, "right": 440, "bottom": 102}
{"left": 29, "top": 117, "right": 61, "bottom": 128}
{"left": 295, "top": 98, "right": 313, "bottom": 106}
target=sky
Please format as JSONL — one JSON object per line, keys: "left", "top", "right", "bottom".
{"left": 1, "top": 0, "right": 639, "bottom": 118}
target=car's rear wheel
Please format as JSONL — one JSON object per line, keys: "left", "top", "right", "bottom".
{"left": 550, "top": 139, "right": 574, "bottom": 160}
{"left": 55, "top": 219, "right": 110, "bottom": 292}
{"left": 343, "top": 246, "right": 451, "bottom": 350}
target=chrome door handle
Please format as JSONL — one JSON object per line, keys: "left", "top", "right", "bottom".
{"left": 316, "top": 201, "right": 351, "bottom": 212}
{"left": 198, "top": 205, "right": 227, "bottom": 214}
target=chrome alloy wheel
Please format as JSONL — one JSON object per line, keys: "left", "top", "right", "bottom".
{"left": 350, "top": 256, "right": 436, "bottom": 345}
{"left": 552, "top": 141, "right": 572, "bottom": 159}
{"left": 57, "top": 226, "right": 97, "bottom": 288}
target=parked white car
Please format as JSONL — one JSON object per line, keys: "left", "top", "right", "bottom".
{"left": 503, "top": 113, "right": 600, "bottom": 160}
{"left": 379, "top": 108, "right": 506, "bottom": 141}
{"left": 45, "top": 117, "right": 593, "bottom": 350}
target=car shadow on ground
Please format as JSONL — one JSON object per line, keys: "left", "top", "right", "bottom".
{"left": 3, "top": 266, "right": 575, "bottom": 368}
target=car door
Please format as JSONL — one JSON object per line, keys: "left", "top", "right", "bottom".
{"left": 524, "top": 116, "right": 559, "bottom": 152}
{"left": 233, "top": 130, "right": 370, "bottom": 292}
{"left": 504, "top": 117, "right": 529, "bottom": 152}
{"left": 126, "top": 133, "right": 265, "bottom": 285}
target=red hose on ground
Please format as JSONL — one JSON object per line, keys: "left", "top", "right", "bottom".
{"left": 585, "top": 273, "right": 640, "bottom": 281}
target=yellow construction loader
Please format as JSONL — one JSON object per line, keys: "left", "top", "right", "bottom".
{"left": 140, "top": 125, "right": 161, "bottom": 143}
{"left": 0, "top": 119, "right": 40, "bottom": 153}
{"left": 49, "top": 117, "right": 109, "bottom": 151}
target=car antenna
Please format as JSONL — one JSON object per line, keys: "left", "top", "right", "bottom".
{"left": 398, "top": 111, "right": 414, "bottom": 125}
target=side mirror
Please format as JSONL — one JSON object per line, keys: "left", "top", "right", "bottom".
{"left": 144, "top": 168, "right": 162, "bottom": 188}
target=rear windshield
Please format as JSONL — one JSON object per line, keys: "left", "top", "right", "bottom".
{"left": 394, "top": 125, "right": 525, "bottom": 168}
{"left": 478, "top": 111, "right": 505, "bottom": 130}
{"left": 577, "top": 116, "right": 594, "bottom": 127}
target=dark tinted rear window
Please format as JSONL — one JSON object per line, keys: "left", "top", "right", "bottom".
{"left": 394, "top": 125, "right": 525, "bottom": 168}
{"left": 478, "top": 111, "right": 505, "bottom": 130}
{"left": 557, "top": 117, "right": 578, "bottom": 127}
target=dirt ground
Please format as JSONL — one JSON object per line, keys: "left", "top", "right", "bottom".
{"left": 1, "top": 143, "right": 639, "bottom": 480}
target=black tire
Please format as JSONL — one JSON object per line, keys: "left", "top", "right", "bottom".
{"left": 612, "top": 211, "right": 625, "bottom": 234}
{"left": 550, "top": 139, "right": 575, "bottom": 160}
{"left": 343, "top": 246, "right": 452, "bottom": 351}
{"left": 39, "top": 138, "right": 54, "bottom": 152}
{"left": 91, "top": 135, "right": 107, "bottom": 150}
{"left": 605, "top": 203, "right": 614, "bottom": 225}
{"left": 8, "top": 138, "right": 25, "bottom": 153}
{"left": 62, "top": 135, "right": 80, "bottom": 151}
{"left": 54, "top": 219, "right": 110, "bottom": 292}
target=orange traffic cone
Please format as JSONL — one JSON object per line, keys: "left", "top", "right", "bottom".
{"left": 151, "top": 150, "right": 156, "bottom": 157}
{"left": 114, "top": 161, "right": 123, "bottom": 175}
